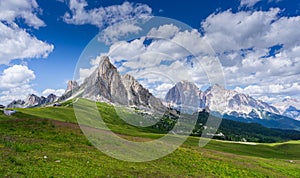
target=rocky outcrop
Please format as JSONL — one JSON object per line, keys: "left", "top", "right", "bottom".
{"left": 122, "top": 74, "right": 165, "bottom": 111}
{"left": 65, "top": 80, "right": 79, "bottom": 93}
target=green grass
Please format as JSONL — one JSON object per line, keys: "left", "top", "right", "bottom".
{"left": 1, "top": 100, "right": 300, "bottom": 177}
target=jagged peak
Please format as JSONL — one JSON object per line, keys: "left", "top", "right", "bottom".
{"left": 26, "top": 94, "right": 39, "bottom": 99}
{"left": 65, "top": 80, "right": 79, "bottom": 93}
{"left": 47, "top": 93, "right": 57, "bottom": 97}
{"left": 122, "top": 73, "right": 135, "bottom": 80}
{"left": 97, "top": 56, "right": 116, "bottom": 70}
{"left": 174, "top": 80, "right": 200, "bottom": 90}
{"left": 282, "top": 98, "right": 299, "bottom": 103}
{"left": 205, "top": 84, "right": 226, "bottom": 93}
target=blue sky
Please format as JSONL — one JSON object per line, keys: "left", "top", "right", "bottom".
{"left": 0, "top": 0, "right": 300, "bottom": 104}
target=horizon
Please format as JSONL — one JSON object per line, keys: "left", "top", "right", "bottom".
{"left": 1, "top": 0, "right": 300, "bottom": 105}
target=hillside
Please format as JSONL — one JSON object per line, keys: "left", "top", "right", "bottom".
{"left": 1, "top": 103, "right": 300, "bottom": 177}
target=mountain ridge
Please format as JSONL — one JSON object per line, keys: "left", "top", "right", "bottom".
{"left": 6, "top": 56, "right": 300, "bottom": 130}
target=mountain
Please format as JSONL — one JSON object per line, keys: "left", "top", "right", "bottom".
{"left": 273, "top": 98, "right": 300, "bottom": 121}
{"left": 6, "top": 100, "right": 25, "bottom": 108}
{"left": 165, "top": 82, "right": 300, "bottom": 130}
{"left": 165, "top": 82, "right": 280, "bottom": 119}
{"left": 165, "top": 81, "right": 205, "bottom": 109}
{"left": 65, "top": 80, "right": 79, "bottom": 93}
{"left": 81, "top": 56, "right": 128, "bottom": 104}
{"left": 58, "top": 80, "right": 80, "bottom": 101}
{"left": 121, "top": 74, "right": 165, "bottom": 111}
{"left": 75, "top": 56, "right": 165, "bottom": 111}
{"left": 6, "top": 94, "right": 58, "bottom": 108}
{"left": 204, "top": 84, "right": 280, "bottom": 118}
{"left": 24, "top": 94, "right": 47, "bottom": 107}
{"left": 47, "top": 93, "right": 58, "bottom": 103}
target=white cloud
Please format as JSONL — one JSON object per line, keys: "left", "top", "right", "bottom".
{"left": 0, "top": 0, "right": 45, "bottom": 29}
{"left": 0, "top": 65, "right": 35, "bottom": 89}
{"left": 148, "top": 24, "right": 180, "bottom": 39}
{"left": 200, "top": 8, "right": 300, "bottom": 101}
{"left": 240, "top": 0, "right": 261, "bottom": 7}
{"left": 99, "top": 22, "right": 142, "bottom": 45}
{"left": 201, "top": 8, "right": 281, "bottom": 53}
{"left": 235, "top": 83, "right": 300, "bottom": 98}
{"left": 62, "top": 0, "right": 152, "bottom": 45}
{"left": 0, "top": 22, "right": 54, "bottom": 64}
{"left": 0, "top": 65, "right": 37, "bottom": 104}
{"left": 42, "top": 89, "right": 65, "bottom": 97}
{"left": 63, "top": 0, "right": 152, "bottom": 28}
{"left": 0, "top": 0, "right": 54, "bottom": 64}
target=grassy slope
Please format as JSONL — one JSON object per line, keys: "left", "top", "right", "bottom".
{"left": 0, "top": 102, "right": 300, "bottom": 177}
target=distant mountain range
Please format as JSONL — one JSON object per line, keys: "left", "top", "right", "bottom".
{"left": 6, "top": 56, "right": 300, "bottom": 131}
{"left": 7, "top": 93, "right": 58, "bottom": 108}
{"left": 273, "top": 98, "right": 300, "bottom": 120}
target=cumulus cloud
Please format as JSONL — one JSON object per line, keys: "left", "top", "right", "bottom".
{"left": 148, "top": 24, "right": 180, "bottom": 39}
{"left": 0, "top": 0, "right": 45, "bottom": 29}
{"left": 240, "top": 0, "right": 262, "bottom": 7}
{"left": 235, "top": 83, "right": 300, "bottom": 98}
{"left": 200, "top": 8, "right": 300, "bottom": 101}
{"left": 0, "top": 65, "right": 37, "bottom": 104}
{"left": 62, "top": 0, "right": 152, "bottom": 44}
{"left": 0, "top": 0, "right": 54, "bottom": 64}
{"left": 42, "top": 89, "right": 65, "bottom": 97}
{"left": 201, "top": 8, "right": 282, "bottom": 53}
{"left": 99, "top": 22, "right": 143, "bottom": 45}
{"left": 0, "top": 65, "right": 35, "bottom": 89}
{"left": 63, "top": 0, "right": 152, "bottom": 28}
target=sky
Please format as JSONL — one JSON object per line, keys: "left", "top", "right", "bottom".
{"left": 0, "top": 0, "right": 300, "bottom": 105}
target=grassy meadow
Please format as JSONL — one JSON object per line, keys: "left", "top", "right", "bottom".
{"left": 0, "top": 100, "right": 299, "bottom": 177}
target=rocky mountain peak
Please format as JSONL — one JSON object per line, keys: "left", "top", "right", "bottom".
{"left": 165, "top": 81, "right": 281, "bottom": 119}
{"left": 165, "top": 80, "right": 201, "bottom": 108}
{"left": 80, "top": 56, "right": 165, "bottom": 111}
{"left": 66, "top": 80, "right": 78, "bottom": 93}
{"left": 273, "top": 98, "right": 300, "bottom": 120}
{"left": 97, "top": 56, "right": 117, "bottom": 73}
{"left": 205, "top": 84, "right": 227, "bottom": 94}
{"left": 82, "top": 56, "right": 128, "bottom": 104}
{"left": 46, "top": 93, "right": 58, "bottom": 103}
{"left": 24, "top": 94, "right": 45, "bottom": 107}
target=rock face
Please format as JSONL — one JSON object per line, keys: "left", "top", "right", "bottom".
{"left": 46, "top": 94, "right": 58, "bottom": 103}
{"left": 122, "top": 74, "right": 165, "bottom": 111}
{"left": 80, "top": 56, "right": 165, "bottom": 111}
{"left": 6, "top": 100, "right": 25, "bottom": 108}
{"left": 165, "top": 81, "right": 204, "bottom": 109}
{"left": 82, "top": 56, "right": 128, "bottom": 105}
{"left": 24, "top": 94, "right": 46, "bottom": 107}
{"left": 65, "top": 80, "right": 79, "bottom": 93}
{"left": 204, "top": 84, "right": 280, "bottom": 117}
